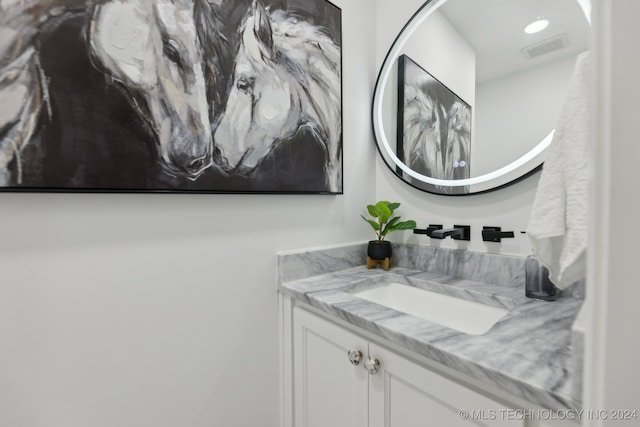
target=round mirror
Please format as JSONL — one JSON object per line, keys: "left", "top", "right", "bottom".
{"left": 372, "top": 0, "right": 590, "bottom": 195}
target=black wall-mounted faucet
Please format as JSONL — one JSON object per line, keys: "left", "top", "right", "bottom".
{"left": 429, "top": 225, "right": 470, "bottom": 241}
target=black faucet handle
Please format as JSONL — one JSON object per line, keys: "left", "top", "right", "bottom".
{"left": 482, "top": 226, "right": 515, "bottom": 242}
{"left": 426, "top": 224, "right": 443, "bottom": 237}
{"left": 451, "top": 225, "right": 471, "bottom": 241}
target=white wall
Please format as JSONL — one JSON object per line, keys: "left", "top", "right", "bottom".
{"left": 474, "top": 57, "right": 577, "bottom": 176}
{"left": 0, "top": 0, "right": 377, "bottom": 426}
{"left": 404, "top": 11, "right": 476, "bottom": 106}
{"left": 583, "top": 0, "right": 640, "bottom": 423}
{"left": 375, "top": 0, "right": 537, "bottom": 256}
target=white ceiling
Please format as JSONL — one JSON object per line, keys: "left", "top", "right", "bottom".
{"left": 438, "top": 0, "right": 590, "bottom": 83}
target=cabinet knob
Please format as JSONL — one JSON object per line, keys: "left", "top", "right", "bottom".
{"left": 347, "top": 350, "right": 363, "bottom": 366}
{"left": 364, "top": 357, "right": 380, "bottom": 375}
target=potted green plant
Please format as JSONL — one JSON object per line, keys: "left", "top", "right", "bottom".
{"left": 361, "top": 201, "right": 416, "bottom": 270}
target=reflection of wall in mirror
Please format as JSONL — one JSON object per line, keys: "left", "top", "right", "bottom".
{"left": 473, "top": 56, "right": 578, "bottom": 176}
{"left": 381, "top": 9, "right": 475, "bottom": 175}
{"left": 403, "top": 11, "right": 475, "bottom": 105}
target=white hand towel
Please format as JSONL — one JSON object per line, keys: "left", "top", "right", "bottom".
{"left": 527, "top": 52, "right": 590, "bottom": 289}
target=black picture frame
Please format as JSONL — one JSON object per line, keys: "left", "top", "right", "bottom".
{"left": 397, "top": 54, "right": 471, "bottom": 195}
{"left": 0, "top": 0, "right": 342, "bottom": 194}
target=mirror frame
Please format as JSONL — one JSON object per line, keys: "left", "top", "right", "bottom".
{"left": 371, "top": 0, "right": 586, "bottom": 195}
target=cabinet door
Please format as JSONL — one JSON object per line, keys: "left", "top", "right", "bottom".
{"left": 293, "top": 307, "right": 369, "bottom": 427}
{"left": 368, "top": 344, "right": 523, "bottom": 427}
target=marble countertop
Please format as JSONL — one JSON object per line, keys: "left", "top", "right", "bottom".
{"left": 278, "top": 244, "right": 583, "bottom": 411}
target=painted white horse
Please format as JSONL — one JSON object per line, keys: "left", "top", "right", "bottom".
{"left": 213, "top": 0, "right": 342, "bottom": 192}
{"left": 0, "top": 0, "right": 215, "bottom": 185}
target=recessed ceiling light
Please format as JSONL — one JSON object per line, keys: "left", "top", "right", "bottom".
{"left": 524, "top": 19, "right": 550, "bottom": 34}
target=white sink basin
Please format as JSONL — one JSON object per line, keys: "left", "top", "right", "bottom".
{"left": 351, "top": 282, "right": 508, "bottom": 335}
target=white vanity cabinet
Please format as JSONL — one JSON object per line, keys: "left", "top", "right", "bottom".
{"left": 293, "top": 306, "right": 369, "bottom": 427}
{"left": 292, "top": 305, "right": 522, "bottom": 427}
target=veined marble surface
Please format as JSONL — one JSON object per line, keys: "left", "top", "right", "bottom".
{"left": 278, "top": 243, "right": 584, "bottom": 410}
{"left": 277, "top": 242, "right": 367, "bottom": 284}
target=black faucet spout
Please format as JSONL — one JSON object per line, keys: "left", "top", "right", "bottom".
{"left": 430, "top": 228, "right": 461, "bottom": 239}
{"left": 429, "top": 225, "right": 470, "bottom": 241}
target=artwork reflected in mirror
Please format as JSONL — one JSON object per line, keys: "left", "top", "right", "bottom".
{"left": 397, "top": 55, "right": 471, "bottom": 194}
{"left": 0, "top": 0, "right": 342, "bottom": 194}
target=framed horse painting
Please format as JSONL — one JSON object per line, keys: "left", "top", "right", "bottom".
{"left": 0, "top": 0, "right": 342, "bottom": 194}
{"left": 397, "top": 54, "right": 471, "bottom": 195}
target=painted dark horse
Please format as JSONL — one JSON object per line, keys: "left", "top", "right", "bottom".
{"left": 0, "top": 0, "right": 225, "bottom": 185}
